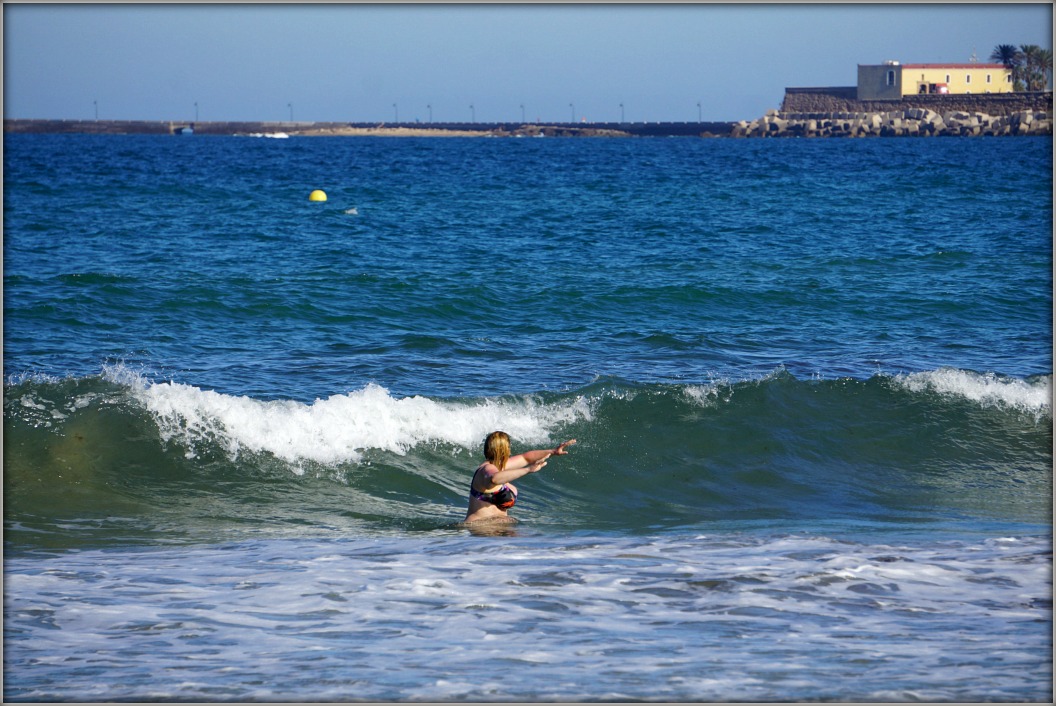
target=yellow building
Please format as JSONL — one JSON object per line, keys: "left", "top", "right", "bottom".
{"left": 858, "top": 62, "right": 1013, "bottom": 100}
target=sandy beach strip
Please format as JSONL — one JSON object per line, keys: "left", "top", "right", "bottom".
{"left": 295, "top": 125, "right": 493, "bottom": 137}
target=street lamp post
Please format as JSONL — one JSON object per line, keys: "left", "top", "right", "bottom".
{"left": 697, "top": 102, "right": 702, "bottom": 122}
{"left": 194, "top": 102, "right": 199, "bottom": 122}
{"left": 470, "top": 104, "right": 475, "bottom": 122}
{"left": 520, "top": 104, "right": 526, "bottom": 123}
{"left": 288, "top": 103, "right": 293, "bottom": 122}
{"left": 427, "top": 104, "right": 432, "bottom": 122}
{"left": 619, "top": 103, "right": 624, "bottom": 123}
{"left": 569, "top": 103, "right": 575, "bottom": 123}
{"left": 94, "top": 100, "right": 98, "bottom": 120}
{"left": 393, "top": 103, "right": 399, "bottom": 123}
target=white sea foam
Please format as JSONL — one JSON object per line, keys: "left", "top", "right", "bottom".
{"left": 104, "top": 366, "right": 592, "bottom": 466}
{"left": 5, "top": 532, "right": 1050, "bottom": 702}
{"left": 683, "top": 367, "right": 1053, "bottom": 419}
{"left": 682, "top": 381, "right": 733, "bottom": 407}
{"left": 893, "top": 368, "right": 1052, "bottom": 418}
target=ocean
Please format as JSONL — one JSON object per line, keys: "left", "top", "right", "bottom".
{"left": 3, "top": 132, "right": 1052, "bottom": 702}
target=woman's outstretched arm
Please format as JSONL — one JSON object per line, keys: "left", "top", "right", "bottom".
{"left": 504, "top": 439, "right": 577, "bottom": 470}
{"left": 486, "top": 457, "right": 549, "bottom": 486}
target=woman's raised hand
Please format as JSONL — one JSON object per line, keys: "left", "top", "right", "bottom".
{"left": 527, "top": 458, "right": 549, "bottom": 473}
{"left": 553, "top": 439, "right": 577, "bottom": 455}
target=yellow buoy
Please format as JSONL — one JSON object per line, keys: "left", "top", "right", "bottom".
{"left": 308, "top": 190, "right": 327, "bottom": 202}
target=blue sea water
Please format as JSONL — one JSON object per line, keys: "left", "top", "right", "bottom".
{"left": 4, "top": 133, "right": 1052, "bottom": 701}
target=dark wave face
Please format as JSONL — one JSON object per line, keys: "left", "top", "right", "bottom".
{"left": 5, "top": 366, "right": 1050, "bottom": 551}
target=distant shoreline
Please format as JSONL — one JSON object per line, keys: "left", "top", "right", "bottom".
{"left": 2, "top": 119, "right": 731, "bottom": 138}
{"left": 4, "top": 113, "right": 1050, "bottom": 138}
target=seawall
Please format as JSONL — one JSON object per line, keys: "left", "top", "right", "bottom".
{"left": 781, "top": 87, "right": 1052, "bottom": 115}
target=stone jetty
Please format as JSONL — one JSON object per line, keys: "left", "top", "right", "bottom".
{"left": 733, "top": 108, "right": 1052, "bottom": 138}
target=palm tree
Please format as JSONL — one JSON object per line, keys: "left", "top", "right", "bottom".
{"left": 1040, "top": 48, "right": 1053, "bottom": 89}
{"left": 990, "top": 43, "right": 1021, "bottom": 66}
{"left": 990, "top": 44, "right": 1025, "bottom": 90}
{"left": 1020, "top": 44, "right": 1052, "bottom": 91}
{"left": 1026, "top": 46, "right": 1051, "bottom": 91}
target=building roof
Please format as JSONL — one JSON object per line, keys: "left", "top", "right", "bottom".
{"left": 899, "top": 63, "right": 1008, "bottom": 70}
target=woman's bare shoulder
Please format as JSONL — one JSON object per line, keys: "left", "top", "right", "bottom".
{"left": 474, "top": 462, "right": 499, "bottom": 480}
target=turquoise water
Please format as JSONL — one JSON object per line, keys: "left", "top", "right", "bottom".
{"left": 4, "top": 133, "right": 1052, "bottom": 701}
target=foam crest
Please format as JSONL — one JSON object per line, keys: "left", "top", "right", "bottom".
{"left": 108, "top": 368, "right": 592, "bottom": 467}
{"left": 682, "top": 382, "right": 731, "bottom": 407}
{"left": 893, "top": 368, "right": 1051, "bottom": 418}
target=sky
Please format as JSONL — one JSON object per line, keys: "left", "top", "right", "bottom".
{"left": 3, "top": 3, "right": 1052, "bottom": 124}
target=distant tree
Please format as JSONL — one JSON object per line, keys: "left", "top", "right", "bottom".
{"left": 1020, "top": 44, "right": 1052, "bottom": 91}
{"left": 990, "top": 44, "right": 1025, "bottom": 90}
{"left": 990, "top": 43, "right": 1022, "bottom": 66}
{"left": 1013, "top": 44, "right": 1047, "bottom": 92}
{"left": 1037, "top": 48, "right": 1053, "bottom": 90}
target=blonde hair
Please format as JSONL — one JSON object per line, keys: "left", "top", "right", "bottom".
{"left": 483, "top": 431, "right": 511, "bottom": 471}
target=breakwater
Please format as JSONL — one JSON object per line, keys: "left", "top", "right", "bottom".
{"left": 733, "top": 108, "right": 1052, "bottom": 138}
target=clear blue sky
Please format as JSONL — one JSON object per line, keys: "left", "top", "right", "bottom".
{"left": 4, "top": 3, "right": 1052, "bottom": 123}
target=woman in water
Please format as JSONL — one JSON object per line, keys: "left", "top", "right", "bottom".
{"left": 465, "top": 431, "right": 576, "bottom": 523}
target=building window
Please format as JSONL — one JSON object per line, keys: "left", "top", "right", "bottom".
{"left": 986, "top": 73, "right": 992, "bottom": 84}
{"left": 966, "top": 74, "right": 971, "bottom": 84}
{"left": 886, "top": 70, "right": 896, "bottom": 86}
{"left": 946, "top": 74, "right": 951, "bottom": 83}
